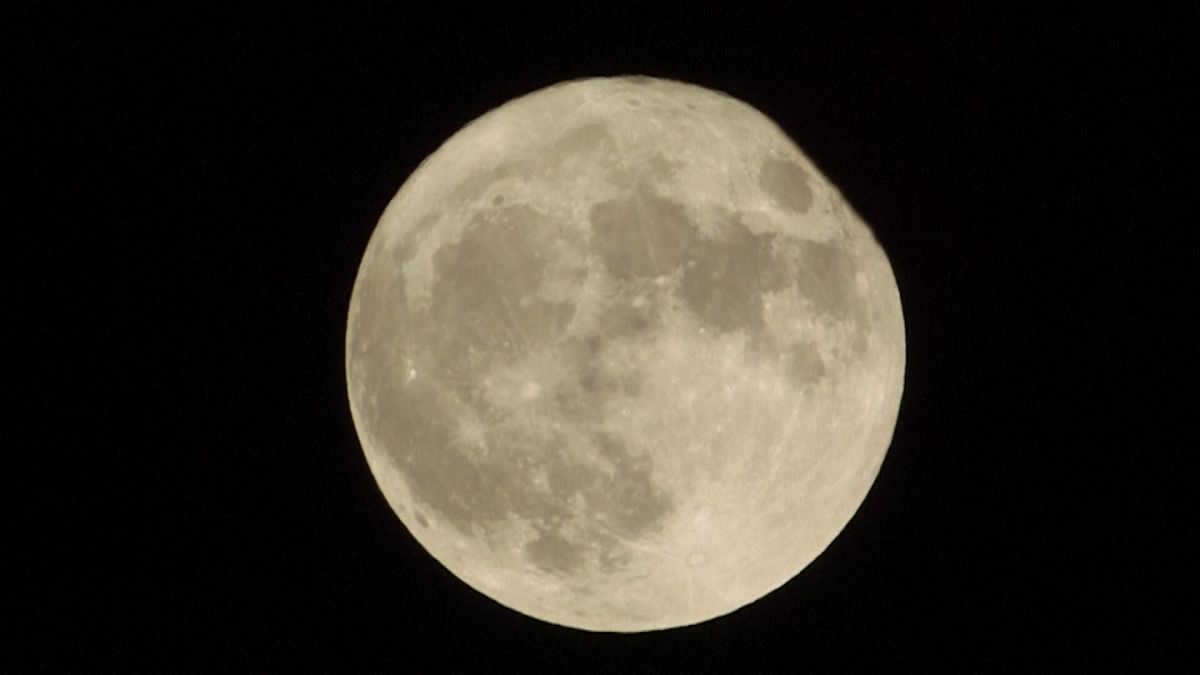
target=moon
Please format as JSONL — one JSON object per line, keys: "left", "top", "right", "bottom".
{"left": 346, "top": 76, "right": 905, "bottom": 632}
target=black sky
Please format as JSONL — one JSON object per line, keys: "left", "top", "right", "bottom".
{"left": 11, "top": 2, "right": 1191, "bottom": 670}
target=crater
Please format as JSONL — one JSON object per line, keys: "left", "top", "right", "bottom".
{"left": 450, "top": 163, "right": 523, "bottom": 206}
{"left": 366, "top": 338, "right": 672, "bottom": 556}
{"left": 645, "top": 154, "right": 682, "bottom": 180}
{"left": 591, "top": 433, "right": 672, "bottom": 536}
{"left": 349, "top": 263, "right": 410, "bottom": 364}
{"left": 579, "top": 362, "right": 643, "bottom": 398}
{"left": 596, "top": 300, "right": 658, "bottom": 340}
{"left": 583, "top": 333, "right": 646, "bottom": 396}
{"left": 774, "top": 237, "right": 873, "bottom": 359}
{"left": 525, "top": 528, "right": 586, "bottom": 574}
{"left": 590, "top": 187, "right": 699, "bottom": 280}
{"left": 553, "top": 334, "right": 646, "bottom": 421}
{"left": 545, "top": 458, "right": 598, "bottom": 497}
{"left": 426, "top": 205, "right": 575, "bottom": 380}
{"left": 597, "top": 536, "right": 634, "bottom": 573}
{"left": 368, "top": 379, "right": 508, "bottom": 535}
{"left": 370, "top": 374, "right": 595, "bottom": 541}
{"left": 679, "top": 218, "right": 789, "bottom": 334}
{"left": 759, "top": 159, "right": 814, "bottom": 213}
{"left": 548, "top": 122, "right": 614, "bottom": 171}
{"left": 393, "top": 211, "right": 442, "bottom": 265}
{"left": 786, "top": 238, "right": 860, "bottom": 322}
{"left": 781, "top": 340, "right": 827, "bottom": 388}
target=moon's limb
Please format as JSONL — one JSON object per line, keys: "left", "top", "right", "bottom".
{"left": 346, "top": 76, "right": 905, "bottom": 631}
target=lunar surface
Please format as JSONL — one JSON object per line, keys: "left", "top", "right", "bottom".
{"left": 346, "top": 76, "right": 905, "bottom": 632}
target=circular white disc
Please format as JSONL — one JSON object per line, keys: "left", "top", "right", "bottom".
{"left": 346, "top": 76, "right": 905, "bottom": 632}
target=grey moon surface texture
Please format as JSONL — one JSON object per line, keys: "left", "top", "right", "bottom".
{"left": 345, "top": 76, "right": 905, "bottom": 632}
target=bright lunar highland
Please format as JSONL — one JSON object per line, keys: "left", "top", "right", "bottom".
{"left": 346, "top": 76, "right": 905, "bottom": 632}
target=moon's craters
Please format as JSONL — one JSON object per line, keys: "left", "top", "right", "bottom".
{"left": 427, "top": 204, "right": 577, "bottom": 379}
{"left": 366, "top": 356, "right": 675, "bottom": 577}
{"left": 394, "top": 211, "right": 441, "bottom": 265}
{"left": 367, "top": 216, "right": 681, "bottom": 578}
{"left": 360, "top": 197, "right": 876, "bottom": 624}
{"left": 552, "top": 123, "right": 613, "bottom": 163}
{"left": 364, "top": 199, "right": 875, "bottom": 618}
{"left": 786, "top": 239, "right": 861, "bottom": 322}
{"left": 679, "top": 218, "right": 789, "bottom": 334}
{"left": 589, "top": 187, "right": 697, "bottom": 279}
{"left": 758, "top": 159, "right": 814, "bottom": 213}
{"left": 780, "top": 339, "right": 828, "bottom": 388}
{"left": 347, "top": 76, "right": 905, "bottom": 632}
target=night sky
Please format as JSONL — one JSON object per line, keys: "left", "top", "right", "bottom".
{"left": 12, "top": 2, "right": 1188, "bottom": 669}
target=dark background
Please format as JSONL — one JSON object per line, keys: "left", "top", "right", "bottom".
{"left": 11, "top": 1, "right": 1190, "bottom": 669}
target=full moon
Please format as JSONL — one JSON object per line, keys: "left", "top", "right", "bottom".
{"left": 346, "top": 76, "right": 905, "bottom": 632}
